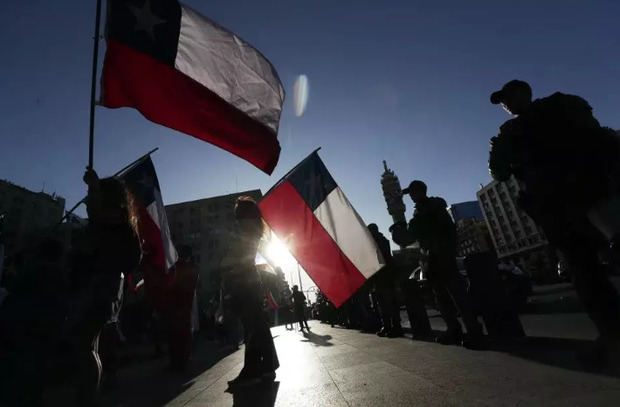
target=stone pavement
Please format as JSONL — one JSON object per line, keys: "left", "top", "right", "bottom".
{"left": 93, "top": 313, "right": 620, "bottom": 407}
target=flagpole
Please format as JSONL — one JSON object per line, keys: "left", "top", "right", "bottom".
{"left": 59, "top": 147, "right": 159, "bottom": 224}
{"left": 88, "top": 0, "right": 103, "bottom": 169}
{"left": 297, "top": 262, "right": 303, "bottom": 292}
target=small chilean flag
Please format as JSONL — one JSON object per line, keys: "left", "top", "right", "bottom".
{"left": 101, "top": 0, "right": 285, "bottom": 174}
{"left": 121, "top": 156, "right": 177, "bottom": 309}
{"left": 120, "top": 156, "right": 177, "bottom": 272}
{"left": 259, "top": 151, "right": 385, "bottom": 308}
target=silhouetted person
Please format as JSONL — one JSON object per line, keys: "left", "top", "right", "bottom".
{"left": 166, "top": 245, "right": 199, "bottom": 372}
{"left": 0, "top": 238, "right": 67, "bottom": 406}
{"left": 391, "top": 180, "right": 483, "bottom": 348}
{"left": 489, "top": 79, "right": 620, "bottom": 361}
{"left": 368, "top": 223, "right": 403, "bottom": 337}
{"left": 77, "top": 168, "right": 141, "bottom": 406}
{"left": 227, "top": 197, "right": 279, "bottom": 387}
{"left": 291, "top": 285, "right": 310, "bottom": 331}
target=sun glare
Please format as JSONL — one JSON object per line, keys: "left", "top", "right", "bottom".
{"left": 265, "top": 235, "right": 293, "bottom": 267}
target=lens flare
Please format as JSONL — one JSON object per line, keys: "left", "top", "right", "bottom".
{"left": 293, "top": 74, "right": 309, "bottom": 117}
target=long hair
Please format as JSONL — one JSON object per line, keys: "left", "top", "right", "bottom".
{"left": 234, "top": 196, "right": 269, "bottom": 241}
{"left": 99, "top": 177, "right": 139, "bottom": 236}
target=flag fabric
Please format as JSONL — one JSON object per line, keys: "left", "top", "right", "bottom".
{"left": 258, "top": 151, "right": 385, "bottom": 308}
{"left": 101, "top": 0, "right": 285, "bottom": 174}
{"left": 265, "top": 291, "right": 279, "bottom": 311}
{"left": 120, "top": 156, "right": 177, "bottom": 272}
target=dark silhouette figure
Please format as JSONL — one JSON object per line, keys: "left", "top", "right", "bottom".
{"left": 367, "top": 223, "right": 403, "bottom": 338}
{"left": 227, "top": 197, "right": 279, "bottom": 388}
{"left": 291, "top": 285, "right": 310, "bottom": 331}
{"left": 391, "top": 180, "right": 483, "bottom": 349}
{"left": 77, "top": 168, "right": 141, "bottom": 406}
{"left": 166, "top": 245, "right": 199, "bottom": 372}
{"left": 489, "top": 79, "right": 620, "bottom": 361}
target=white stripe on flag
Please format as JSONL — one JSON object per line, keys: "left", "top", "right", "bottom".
{"left": 175, "top": 4, "right": 284, "bottom": 133}
{"left": 146, "top": 190, "right": 178, "bottom": 270}
{"left": 313, "top": 187, "right": 385, "bottom": 279}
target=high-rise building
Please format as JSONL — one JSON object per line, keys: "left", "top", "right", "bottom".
{"left": 165, "top": 189, "right": 262, "bottom": 299}
{"left": 455, "top": 217, "right": 493, "bottom": 257}
{"left": 0, "top": 180, "right": 65, "bottom": 256}
{"left": 448, "top": 201, "right": 492, "bottom": 257}
{"left": 449, "top": 200, "right": 484, "bottom": 222}
{"left": 477, "top": 176, "right": 556, "bottom": 278}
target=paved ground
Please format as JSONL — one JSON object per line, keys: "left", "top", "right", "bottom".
{"left": 87, "top": 314, "right": 620, "bottom": 407}
{"left": 41, "top": 281, "right": 620, "bottom": 407}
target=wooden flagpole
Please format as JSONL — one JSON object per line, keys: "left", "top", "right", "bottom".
{"left": 88, "top": 0, "right": 103, "bottom": 169}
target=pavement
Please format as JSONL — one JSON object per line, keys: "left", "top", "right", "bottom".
{"left": 41, "top": 281, "right": 620, "bottom": 407}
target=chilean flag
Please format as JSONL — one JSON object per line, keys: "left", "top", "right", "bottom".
{"left": 120, "top": 156, "right": 177, "bottom": 274}
{"left": 259, "top": 151, "right": 385, "bottom": 308}
{"left": 101, "top": 0, "right": 285, "bottom": 174}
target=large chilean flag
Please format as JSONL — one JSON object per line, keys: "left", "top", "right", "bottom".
{"left": 101, "top": 0, "right": 285, "bottom": 174}
{"left": 259, "top": 151, "right": 385, "bottom": 308}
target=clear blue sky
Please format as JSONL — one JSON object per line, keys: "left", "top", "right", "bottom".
{"left": 1, "top": 0, "right": 619, "bottom": 264}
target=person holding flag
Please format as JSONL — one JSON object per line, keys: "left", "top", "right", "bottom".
{"left": 78, "top": 168, "right": 141, "bottom": 406}
{"left": 225, "top": 196, "right": 279, "bottom": 387}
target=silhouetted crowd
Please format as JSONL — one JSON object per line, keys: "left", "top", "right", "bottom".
{"left": 1, "top": 80, "right": 620, "bottom": 407}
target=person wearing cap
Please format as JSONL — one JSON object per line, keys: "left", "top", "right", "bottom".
{"left": 489, "top": 79, "right": 620, "bottom": 362}
{"left": 391, "top": 181, "right": 483, "bottom": 348}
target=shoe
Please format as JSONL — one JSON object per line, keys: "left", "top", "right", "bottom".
{"left": 412, "top": 331, "right": 435, "bottom": 341}
{"left": 376, "top": 327, "right": 388, "bottom": 337}
{"left": 461, "top": 334, "right": 486, "bottom": 350}
{"left": 578, "top": 336, "right": 620, "bottom": 368}
{"left": 387, "top": 328, "right": 404, "bottom": 338}
{"left": 228, "top": 373, "right": 261, "bottom": 387}
{"left": 435, "top": 330, "right": 463, "bottom": 345}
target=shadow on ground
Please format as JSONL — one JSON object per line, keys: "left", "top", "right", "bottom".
{"left": 491, "top": 336, "right": 620, "bottom": 378}
{"left": 226, "top": 380, "right": 280, "bottom": 407}
{"left": 301, "top": 331, "right": 333, "bottom": 346}
{"left": 99, "top": 340, "right": 238, "bottom": 407}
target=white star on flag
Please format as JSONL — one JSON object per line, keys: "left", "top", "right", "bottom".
{"left": 128, "top": 0, "right": 166, "bottom": 40}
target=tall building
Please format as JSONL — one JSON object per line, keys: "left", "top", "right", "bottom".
{"left": 448, "top": 200, "right": 492, "bottom": 257}
{"left": 455, "top": 217, "right": 493, "bottom": 257}
{"left": 165, "top": 189, "right": 262, "bottom": 299}
{"left": 477, "top": 176, "right": 556, "bottom": 278}
{"left": 449, "top": 200, "right": 484, "bottom": 222}
{"left": 0, "top": 180, "right": 65, "bottom": 256}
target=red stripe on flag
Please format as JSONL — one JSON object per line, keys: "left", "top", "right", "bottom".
{"left": 259, "top": 181, "right": 366, "bottom": 308}
{"left": 101, "top": 39, "right": 280, "bottom": 174}
{"left": 135, "top": 203, "right": 171, "bottom": 311}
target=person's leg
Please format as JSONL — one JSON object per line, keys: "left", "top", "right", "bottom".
{"left": 76, "top": 329, "right": 103, "bottom": 406}
{"left": 295, "top": 309, "right": 305, "bottom": 331}
{"left": 430, "top": 279, "right": 463, "bottom": 343}
{"left": 404, "top": 280, "right": 432, "bottom": 337}
{"left": 444, "top": 274, "right": 483, "bottom": 339}
{"left": 569, "top": 246, "right": 620, "bottom": 340}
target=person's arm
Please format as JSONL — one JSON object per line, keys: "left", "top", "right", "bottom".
{"left": 391, "top": 216, "right": 418, "bottom": 247}
{"left": 489, "top": 123, "right": 517, "bottom": 182}
{"left": 83, "top": 168, "right": 102, "bottom": 222}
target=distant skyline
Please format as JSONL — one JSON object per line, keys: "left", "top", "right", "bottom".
{"left": 2, "top": 0, "right": 619, "bottom": 287}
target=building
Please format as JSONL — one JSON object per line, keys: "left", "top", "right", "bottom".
{"left": 165, "top": 189, "right": 262, "bottom": 299}
{"left": 455, "top": 217, "right": 494, "bottom": 257}
{"left": 477, "top": 176, "right": 556, "bottom": 279}
{"left": 0, "top": 180, "right": 65, "bottom": 257}
{"left": 449, "top": 200, "right": 484, "bottom": 222}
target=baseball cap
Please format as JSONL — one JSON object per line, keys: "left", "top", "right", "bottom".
{"left": 490, "top": 80, "right": 531, "bottom": 104}
{"left": 401, "top": 180, "right": 426, "bottom": 195}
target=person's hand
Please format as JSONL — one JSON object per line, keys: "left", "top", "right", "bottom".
{"left": 83, "top": 167, "right": 99, "bottom": 185}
